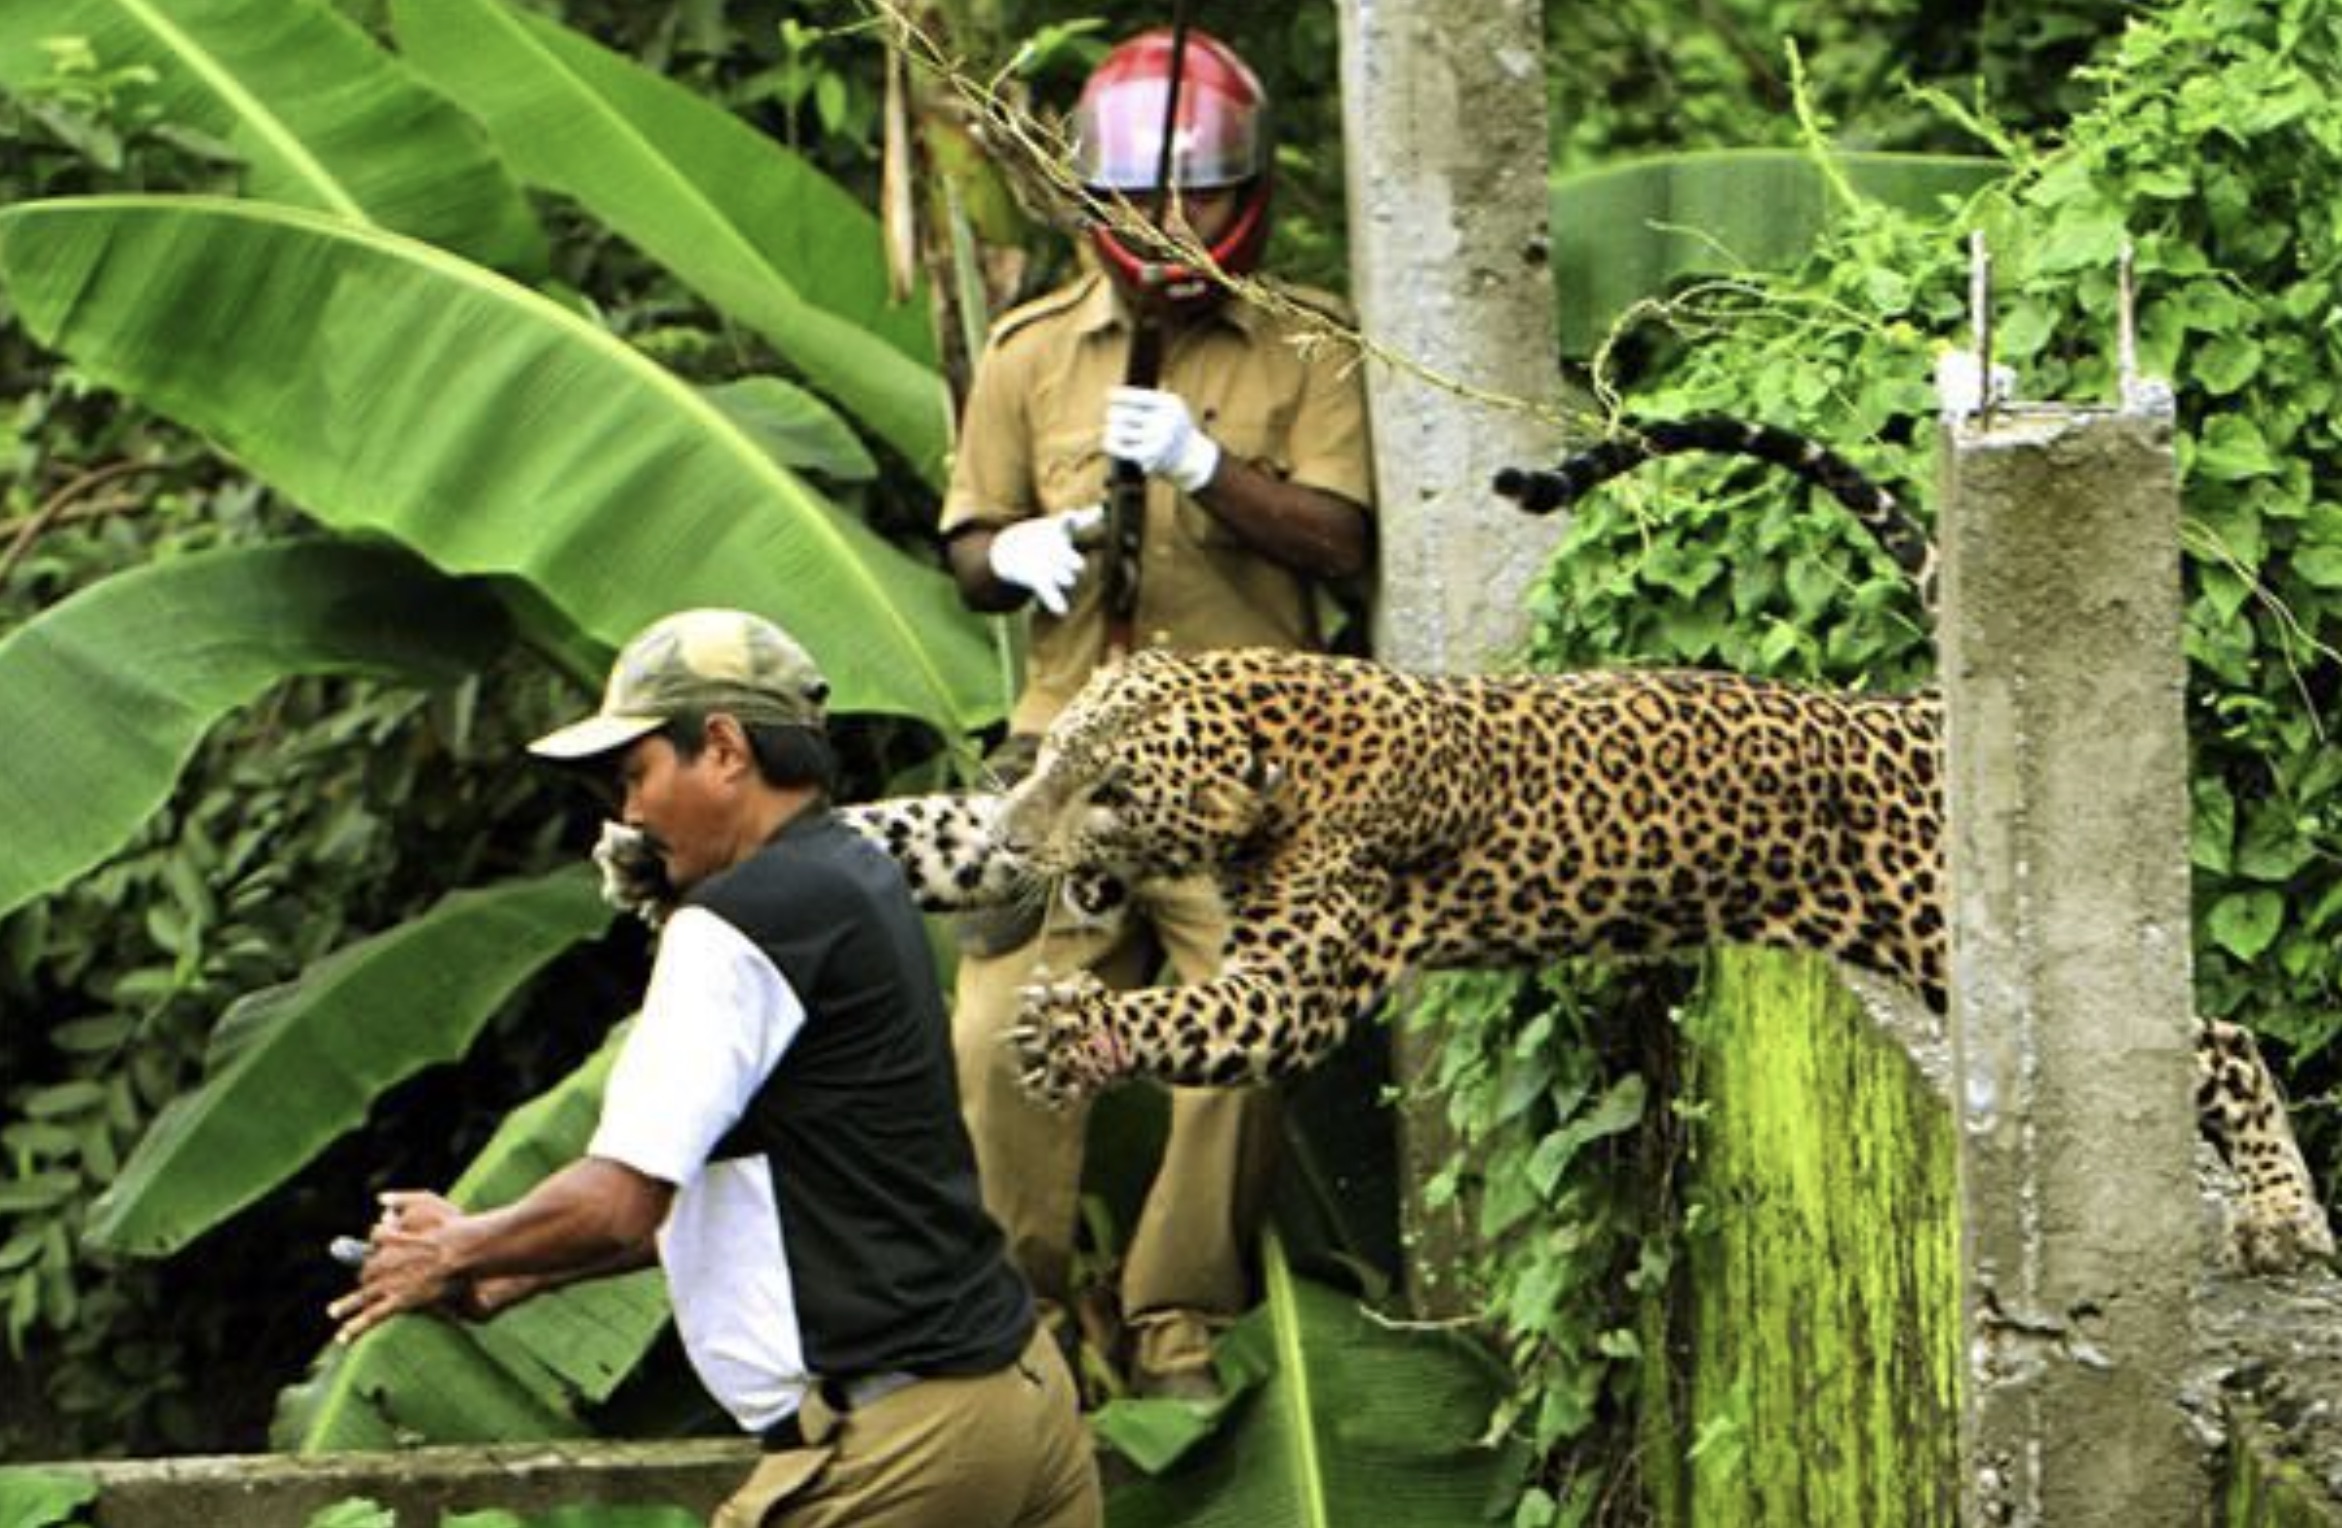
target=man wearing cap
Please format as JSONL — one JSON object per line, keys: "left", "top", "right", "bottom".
{"left": 327, "top": 609, "right": 1100, "bottom": 1528}
{"left": 940, "top": 27, "right": 1373, "bottom": 1400}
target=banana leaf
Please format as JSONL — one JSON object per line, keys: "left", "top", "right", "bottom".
{"left": 0, "top": 539, "right": 509, "bottom": 925}
{"left": 0, "top": 0, "right": 544, "bottom": 274}
{"left": 277, "top": 1020, "right": 672, "bottom": 1451}
{"left": 85, "top": 866, "right": 615, "bottom": 1256}
{"left": 1102, "top": 1238, "right": 1520, "bottom": 1527}
{"left": 1552, "top": 149, "right": 2004, "bottom": 354}
{"left": 391, "top": 0, "right": 951, "bottom": 483}
{"left": 700, "top": 376, "right": 879, "bottom": 485}
{"left": 0, "top": 1467, "right": 99, "bottom": 1527}
{"left": 0, "top": 196, "right": 1000, "bottom": 733}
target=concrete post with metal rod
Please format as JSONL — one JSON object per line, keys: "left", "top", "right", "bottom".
{"left": 1939, "top": 241, "right": 2208, "bottom": 1525}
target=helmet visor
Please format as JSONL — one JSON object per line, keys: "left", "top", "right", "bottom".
{"left": 1072, "top": 77, "right": 1266, "bottom": 191}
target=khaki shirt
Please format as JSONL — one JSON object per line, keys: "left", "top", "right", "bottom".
{"left": 942, "top": 272, "right": 1375, "bottom": 732}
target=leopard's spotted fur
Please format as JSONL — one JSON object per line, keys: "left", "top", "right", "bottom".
{"left": 988, "top": 649, "right": 1945, "bottom": 1093}
{"left": 829, "top": 416, "right": 2332, "bottom": 1273}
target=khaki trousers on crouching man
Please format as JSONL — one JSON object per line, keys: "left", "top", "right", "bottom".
{"left": 712, "top": 1325, "right": 1098, "bottom": 1527}
{"left": 952, "top": 873, "right": 1282, "bottom": 1386}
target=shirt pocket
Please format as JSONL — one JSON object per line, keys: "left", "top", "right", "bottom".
{"left": 1202, "top": 395, "right": 1296, "bottom": 481}
{"left": 1037, "top": 426, "right": 1109, "bottom": 513}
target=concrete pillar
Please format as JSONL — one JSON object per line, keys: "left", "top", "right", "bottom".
{"left": 1938, "top": 406, "right": 2207, "bottom": 1524}
{"left": 1336, "top": 0, "right": 1566, "bottom": 1313}
{"left": 1337, "top": 0, "right": 1563, "bottom": 671}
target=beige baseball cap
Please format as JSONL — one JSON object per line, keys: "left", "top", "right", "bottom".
{"left": 528, "top": 608, "right": 830, "bottom": 762}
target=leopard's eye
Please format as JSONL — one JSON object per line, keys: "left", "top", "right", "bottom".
{"left": 1088, "top": 768, "right": 1131, "bottom": 809}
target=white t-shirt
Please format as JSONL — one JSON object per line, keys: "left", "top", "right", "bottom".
{"left": 587, "top": 906, "right": 811, "bottom": 1430}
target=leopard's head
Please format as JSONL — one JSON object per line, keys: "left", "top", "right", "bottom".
{"left": 1002, "top": 651, "right": 1279, "bottom": 883}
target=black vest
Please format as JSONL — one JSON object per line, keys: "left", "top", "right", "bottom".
{"left": 693, "top": 808, "right": 1032, "bottom": 1380}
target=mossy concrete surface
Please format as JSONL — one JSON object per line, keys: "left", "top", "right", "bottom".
{"left": 1641, "top": 946, "right": 1960, "bottom": 1526}
{"left": 32, "top": 1438, "right": 752, "bottom": 1527}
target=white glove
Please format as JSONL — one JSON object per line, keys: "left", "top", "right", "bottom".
{"left": 987, "top": 505, "right": 1104, "bottom": 616}
{"left": 1104, "top": 385, "right": 1221, "bottom": 493}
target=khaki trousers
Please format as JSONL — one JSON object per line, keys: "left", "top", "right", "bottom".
{"left": 952, "top": 875, "right": 1281, "bottom": 1328}
{"left": 711, "top": 1325, "right": 1099, "bottom": 1528}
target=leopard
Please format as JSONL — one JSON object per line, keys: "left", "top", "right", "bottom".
{"left": 839, "top": 414, "right": 2331, "bottom": 1274}
{"left": 565, "top": 418, "right": 2323, "bottom": 1271}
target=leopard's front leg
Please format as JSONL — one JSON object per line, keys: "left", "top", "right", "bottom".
{"left": 1009, "top": 852, "right": 1404, "bottom": 1105}
{"left": 840, "top": 792, "right": 1023, "bottom": 910}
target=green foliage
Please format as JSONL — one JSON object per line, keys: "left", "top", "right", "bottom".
{"left": 1548, "top": 0, "right": 2127, "bottom": 169}
{"left": 1562, "top": 0, "right": 2342, "bottom": 1080}
{"left": 0, "top": 542, "right": 515, "bottom": 923}
{"left": 440, "top": 1509, "right": 698, "bottom": 1528}
{"left": 1409, "top": 970, "right": 1676, "bottom": 1526}
{"left": 0, "top": 0, "right": 981, "bottom": 1455}
{"left": 276, "top": 1024, "right": 668, "bottom": 1452}
{"left": 0, "top": 0, "right": 547, "bottom": 271}
{"left": 1099, "top": 1238, "right": 1523, "bottom": 1528}
{"left": 1451, "top": 0, "right": 2342, "bottom": 1520}
{"left": 1549, "top": 149, "right": 2004, "bottom": 359}
{"left": 0, "top": 1467, "right": 98, "bottom": 1527}
{"left": 85, "top": 868, "right": 614, "bottom": 1258}
{"left": 388, "top": 0, "right": 951, "bottom": 481}
{"left": 0, "top": 42, "right": 571, "bottom": 1457}
{"left": 0, "top": 194, "right": 990, "bottom": 728}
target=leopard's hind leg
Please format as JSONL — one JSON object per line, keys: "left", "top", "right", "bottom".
{"left": 2197, "top": 1018, "right": 2336, "bottom": 1272}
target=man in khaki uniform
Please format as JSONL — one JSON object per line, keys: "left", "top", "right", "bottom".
{"left": 939, "top": 28, "right": 1373, "bottom": 1398}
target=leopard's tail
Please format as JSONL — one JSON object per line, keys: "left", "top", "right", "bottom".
{"left": 1493, "top": 416, "right": 1938, "bottom": 613}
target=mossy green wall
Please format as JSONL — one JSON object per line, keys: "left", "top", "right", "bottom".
{"left": 2221, "top": 1411, "right": 2342, "bottom": 1527}
{"left": 1639, "top": 948, "right": 1961, "bottom": 1526}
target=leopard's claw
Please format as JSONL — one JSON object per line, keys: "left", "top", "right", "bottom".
{"left": 1009, "top": 971, "right": 1125, "bottom": 1106}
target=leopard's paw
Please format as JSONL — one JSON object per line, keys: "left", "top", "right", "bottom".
{"left": 1009, "top": 970, "right": 1128, "bottom": 1107}
{"left": 593, "top": 821, "right": 675, "bottom": 929}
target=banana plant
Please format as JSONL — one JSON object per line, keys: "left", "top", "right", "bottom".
{"left": 0, "top": 195, "right": 992, "bottom": 733}
{"left": 83, "top": 865, "right": 615, "bottom": 1257}
{"left": 1100, "top": 1237, "right": 1523, "bottom": 1527}
{"left": 0, "top": 0, "right": 544, "bottom": 272}
{"left": 1551, "top": 148, "right": 2004, "bottom": 355}
{"left": 386, "top": 0, "right": 953, "bottom": 483}
{"left": 0, "top": 0, "right": 1001, "bottom": 1439}
{"left": 0, "top": 540, "right": 510, "bottom": 923}
{"left": 274, "top": 1021, "right": 667, "bottom": 1451}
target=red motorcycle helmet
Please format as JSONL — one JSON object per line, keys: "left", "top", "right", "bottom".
{"left": 1070, "top": 28, "right": 1272, "bottom": 308}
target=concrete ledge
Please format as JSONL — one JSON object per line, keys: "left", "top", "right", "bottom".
{"left": 28, "top": 1438, "right": 756, "bottom": 1527}
{"left": 2205, "top": 1267, "right": 2342, "bottom": 1524}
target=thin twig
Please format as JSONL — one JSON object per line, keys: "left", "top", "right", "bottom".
{"left": 2179, "top": 517, "right": 2338, "bottom": 745}
{"left": 860, "top": 0, "right": 1598, "bottom": 436}
{"left": 1, "top": 459, "right": 163, "bottom": 584}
